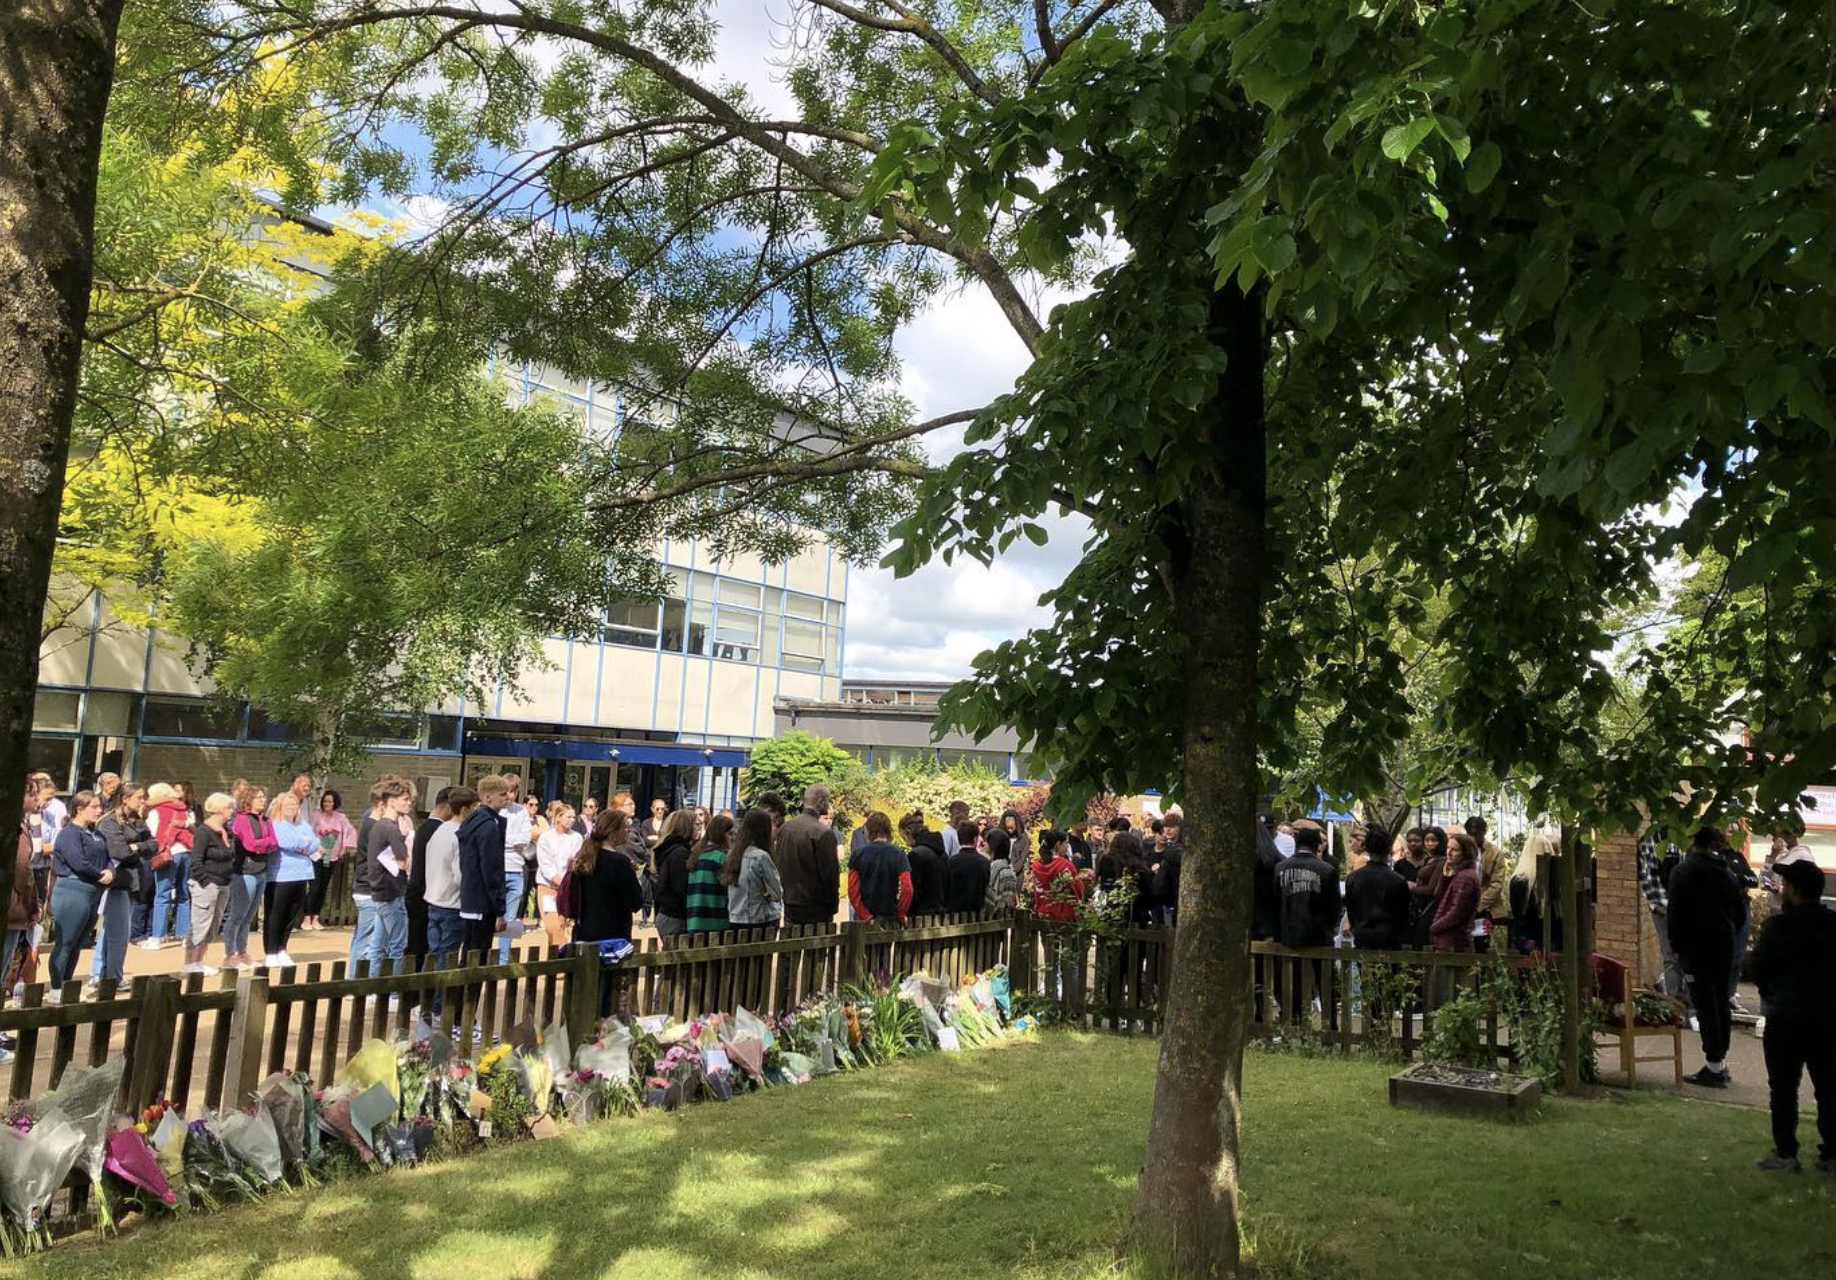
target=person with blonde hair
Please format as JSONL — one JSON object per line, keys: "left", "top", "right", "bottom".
{"left": 181, "top": 793, "right": 237, "bottom": 975}
{"left": 534, "top": 802, "right": 582, "bottom": 947}
{"left": 145, "top": 781, "right": 195, "bottom": 948}
{"left": 262, "top": 790, "right": 317, "bottom": 967}
{"left": 565, "top": 809, "right": 645, "bottom": 1015}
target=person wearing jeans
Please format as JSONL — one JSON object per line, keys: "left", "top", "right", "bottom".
{"left": 96, "top": 784, "right": 156, "bottom": 985}
{"left": 365, "top": 780, "right": 414, "bottom": 975}
{"left": 1637, "top": 834, "right": 1692, "bottom": 1015}
{"left": 47, "top": 791, "right": 109, "bottom": 991}
{"left": 498, "top": 791, "right": 532, "bottom": 962}
{"left": 225, "top": 788, "right": 277, "bottom": 970}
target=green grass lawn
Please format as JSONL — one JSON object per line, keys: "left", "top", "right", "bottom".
{"left": 9, "top": 1035, "right": 1832, "bottom": 1280}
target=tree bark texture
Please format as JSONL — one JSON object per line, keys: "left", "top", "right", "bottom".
{"left": 1130, "top": 285, "right": 1266, "bottom": 1277}
{"left": 0, "top": 0, "right": 126, "bottom": 907}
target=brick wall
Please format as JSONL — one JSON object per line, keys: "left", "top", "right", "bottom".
{"left": 1593, "top": 830, "right": 1659, "bottom": 983}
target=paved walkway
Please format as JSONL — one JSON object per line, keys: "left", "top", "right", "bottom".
{"left": 1595, "top": 982, "right": 1814, "bottom": 1115}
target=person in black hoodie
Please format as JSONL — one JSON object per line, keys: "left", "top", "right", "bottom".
{"left": 407, "top": 789, "right": 451, "bottom": 961}
{"left": 900, "top": 812, "right": 948, "bottom": 920}
{"left": 1252, "top": 819, "right": 1284, "bottom": 1023}
{"left": 1749, "top": 859, "right": 1836, "bottom": 1172}
{"left": 96, "top": 784, "right": 156, "bottom": 986}
{"left": 1344, "top": 825, "right": 1409, "bottom": 950}
{"left": 1669, "top": 826, "right": 1747, "bottom": 1087}
{"left": 649, "top": 809, "right": 697, "bottom": 942}
{"left": 1153, "top": 813, "right": 1185, "bottom": 927}
{"left": 1277, "top": 827, "right": 1341, "bottom": 1027}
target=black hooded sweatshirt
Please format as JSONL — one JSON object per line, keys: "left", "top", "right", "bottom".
{"left": 907, "top": 831, "right": 948, "bottom": 917}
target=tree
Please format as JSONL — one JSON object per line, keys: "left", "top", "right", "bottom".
{"left": 739, "top": 730, "right": 863, "bottom": 809}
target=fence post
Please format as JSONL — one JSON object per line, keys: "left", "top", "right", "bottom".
{"left": 127, "top": 975, "right": 181, "bottom": 1113}
{"left": 841, "top": 921, "right": 867, "bottom": 990}
{"left": 224, "top": 972, "right": 270, "bottom": 1106}
{"left": 564, "top": 944, "right": 601, "bottom": 1045}
{"left": 1009, "top": 912, "right": 1034, "bottom": 997}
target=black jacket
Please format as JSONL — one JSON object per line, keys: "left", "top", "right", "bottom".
{"left": 456, "top": 805, "right": 507, "bottom": 919}
{"left": 572, "top": 850, "right": 645, "bottom": 943}
{"left": 1344, "top": 862, "right": 1411, "bottom": 948}
{"left": 1252, "top": 829, "right": 1283, "bottom": 941}
{"left": 409, "top": 816, "right": 442, "bottom": 906}
{"left": 1750, "top": 901, "right": 1836, "bottom": 1021}
{"left": 943, "top": 849, "right": 990, "bottom": 915}
{"left": 777, "top": 811, "right": 840, "bottom": 923}
{"left": 1276, "top": 852, "right": 1341, "bottom": 948}
{"left": 188, "top": 824, "right": 237, "bottom": 887}
{"left": 1154, "top": 840, "right": 1184, "bottom": 916}
{"left": 97, "top": 813, "right": 156, "bottom": 897}
{"left": 907, "top": 832, "right": 948, "bottom": 916}
{"left": 365, "top": 819, "right": 408, "bottom": 903}
{"left": 652, "top": 834, "right": 693, "bottom": 918}
{"left": 1667, "top": 849, "right": 1746, "bottom": 961}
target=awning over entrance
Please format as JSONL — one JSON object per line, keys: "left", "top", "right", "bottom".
{"left": 466, "top": 735, "right": 748, "bottom": 769}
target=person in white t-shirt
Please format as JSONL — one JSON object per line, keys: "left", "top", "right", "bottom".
{"left": 534, "top": 805, "right": 583, "bottom": 948}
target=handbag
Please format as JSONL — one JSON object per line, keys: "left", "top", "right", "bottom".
{"left": 554, "top": 868, "right": 579, "bottom": 921}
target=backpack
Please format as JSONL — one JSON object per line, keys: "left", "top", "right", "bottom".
{"left": 555, "top": 868, "right": 580, "bottom": 920}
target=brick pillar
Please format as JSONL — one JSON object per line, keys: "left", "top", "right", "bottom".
{"left": 1592, "top": 831, "right": 1658, "bottom": 984}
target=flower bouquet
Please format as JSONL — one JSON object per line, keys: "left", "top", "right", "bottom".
{"left": 558, "top": 1068, "right": 637, "bottom": 1124}
{"left": 37, "top": 1059, "right": 126, "bottom": 1235}
{"left": 476, "top": 1044, "right": 532, "bottom": 1138}
{"left": 700, "top": 1046, "right": 736, "bottom": 1101}
{"left": 103, "top": 1124, "right": 178, "bottom": 1212}
{"left": 183, "top": 1117, "right": 267, "bottom": 1210}
{"left": 396, "top": 1038, "right": 436, "bottom": 1122}
{"left": 0, "top": 1112, "right": 83, "bottom": 1255}
{"left": 257, "top": 1072, "right": 317, "bottom": 1178}
{"left": 575, "top": 1019, "right": 635, "bottom": 1083}
{"left": 644, "top": 1044, "right": 701, "bottom": 1110}
{"left": 217, "top": 1103, "right": 286, "bottom": 1187}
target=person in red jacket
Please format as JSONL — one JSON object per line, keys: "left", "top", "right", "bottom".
{"left": 848, "top": 811, "right": 912, "bottom": 925}
{"left": 1430, "top": 832, "right": 1482, "bottom": 953}
{"left": 1029, "top": 830, "right": 1086, "bottom": 923}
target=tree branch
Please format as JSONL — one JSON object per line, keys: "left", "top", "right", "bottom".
{"left": 806, "top": 0, "right": 1003, "bottom": 106}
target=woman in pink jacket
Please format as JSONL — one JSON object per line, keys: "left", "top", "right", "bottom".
{"left": 223, "top": 787, "right": 278, "bottom": 970}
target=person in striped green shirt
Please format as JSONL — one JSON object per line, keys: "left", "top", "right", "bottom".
{"left": 686, "top": 813, "right": 733, "bottom": 932}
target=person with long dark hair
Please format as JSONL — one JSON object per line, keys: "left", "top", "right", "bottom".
{"left": 48, "top": 791, "right": 109, "bottom": 994}
{"left": 686, "top": 813, "right": 734, "bottom": 933}
{"left": 725, "top": 808, "right": 784, "bottom": 929}
{"left": 94, "top": 783, "right": 156, "bottom": 987}
{"left": 650, "top": 809, "right": 699, "bottom": 940}
{"left": 565, "top": 808, "right": 645, "bottom": 1015}
{"left": 901, "top": 812, "right": 948, "bottom": 920}
{"left": 1409, "top": 824, "right": 1448, "bottom": 946}
{"left": 224, "top": 787, "right": 277, "bottom": 971}
{"left": 1429, "top": 832, "right": 1481, "bottom": 953}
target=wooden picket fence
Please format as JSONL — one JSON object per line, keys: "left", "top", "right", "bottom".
{"left": 1248, "top": 941, "right": 1541, "bottom": 1065}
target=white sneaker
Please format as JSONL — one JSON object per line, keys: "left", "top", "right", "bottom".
{"left": 0, "top": 1047, "right": 12, "bottom": 1065}
{"left": 138, "top": 938, "right": 164, "bottom": 951}
{"left": 44, "top": 990, "right": 62, "bottom": 1006}
{"left": 272, "top": 952, "right": 295, "bottom": 969}
{"left": 263, "top": 954, "right": 283, "bottom": 968}
{"left": 1756, "top": 1016, "right": 1766, "bottom": 1040}
{"left": 198, "top": 963, "right": 220, "bottom": 977}
{"left": 177, "top": 963, "right": 200, "bottom": 976}
{"left": 80, "top": 980, "right": 99, "bottom": 1002}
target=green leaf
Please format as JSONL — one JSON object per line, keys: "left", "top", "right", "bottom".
{"left": 1463, "top": 141, "right": 1502, "bottom": 193}
{"left": 1381, "top": 118, "right": 1436, "bottom": 162}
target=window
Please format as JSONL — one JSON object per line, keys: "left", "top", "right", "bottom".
{"left": 142, "top": 696, "right": 241, "bottom": 740}
{"left": 717, "top": 579, "right": 762, "bottom": 608}
{"left": 245, "top": 708, "right": 305, "bottom": 744}
{"left": 782, "top": 618, "right": 825, "bottom": 673}
{"left": 711, "top": 605, "right": 760, "bottom": 662}
{"left": 661, "top": 598, "right": 688, "bottom": 652}
{"left": 32, "top": 689, "right": 80, "bottom": 732}
{"left": 603, "top": 597, "right": 661, "bottom": 648}
{"left": 786, "top": 592, "right": 824, "bottom": 620}
{"left": 426, "top": 714, "right": 463, "bottom": 753}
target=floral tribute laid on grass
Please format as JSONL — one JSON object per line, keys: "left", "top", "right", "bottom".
{"left": 0, "top": 966, "right": 1030, "bottom": 1255}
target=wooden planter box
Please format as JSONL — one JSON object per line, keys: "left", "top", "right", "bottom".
{"left": 1388, "top": 1063, "right": 1542, "bottom": 1121}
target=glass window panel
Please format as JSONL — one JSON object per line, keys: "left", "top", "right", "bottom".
{"left": 784, "top": 618, "right": 824, "bottom": 658}
{"left": 426, "top": 714, "right": 462, "bottom": 752}
{"left": 824, "top": 627, "right": 841, "bottom": 664}
{"left": 762, "top": 588, "right": 783, "bottom": 623}
{"left": 245, "top": 708, "right": 306, "bottom": 744}
{"left": 712, "top": 606, "right": 759, "bottom": 662}
{"left": 786, "top": 592, "right": 824, "bottom": 621}
{"left": 661, "top": 599, "right": 688, "bottom": 652}
{"left": 716, "top": 579, "right": 762, "bottom": 608}
{"left": 602, "top": 626, "right": 658, "bottom": 650}
{"left": 32, "top": 689, "right": 80, "bottom": 732}
{"left": 689, "top": 601, "right": 713, "bottom": 656}
{"left": 83, "top": 690, "right": 138, "bottom": 736}
{"left": 142, "top": 696, "right": 240, "bottom": 740}
{"left": 605, "top": 598, "right": 660, "bottom": 631}
{"left": 827, "top": 600, "right": 844, "bottom": 627}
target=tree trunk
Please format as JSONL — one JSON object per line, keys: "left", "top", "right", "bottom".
{"left": 1129, "top": 285, "right": 1265, "bottom": 1277}
{"left": 0, "top": 0, "right": 126, "bottom": 909}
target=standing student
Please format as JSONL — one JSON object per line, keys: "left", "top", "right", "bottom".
{"left": 983, "top": 828, "right": 1019, "bottom": 913}
{"left": 1748, "top": 859, "right": 1836, "bottom": 1173}
{"left": 901, "top": 812, "right": 948, "bottom": 920}
{"left": 1278, "top": 827, "right": 1341, "bottom": 1026}
{"left": 726, "top": 808, "right": 785, "bottom": 929}
{"left": 1429, "top": 833, "right": 1481, "bottom": 953}
{"left": 1153, "top": 813, "right": 1185, "bottom": 926}
{"left": 846, "top": 811, "right": 911, "bottom": 925}
{"left": 1719, "top": 830, "right": 1762, "bottom": 1014}
{"left": 649, "top": 810, "right": 698, "bottom": 940}
{"left": 1669, "top": 827, "right": 1750, "bottom": 1088}
{"left": 95, "top": 784, "right": 156, "bottom": 986}
{"left": 457, "top": 775, "right": 510, "bottom": 956}
{"left": 407, "top": 790, "right": 451, "bottom": 961}
{"left": 777, "top": 785, "right": 841, "bottom": 926}
{"left": 421, "top": 788, "right": 469, "bottom": 962}
{"left": 533, "top": 801, "right": 581, "bottom": 948}
{"left": 5, "top": 781, "right": 44, "bottom": 999}
{"left": 181, "top": 794, "right": 236, "bottom": 976}
{"left": 944, "top": 821, "right": 992, "bottom": 915}
{"left": 1344, "top": 825, "right": 1410, "bottom": 950}
{"left": 499, "top": 785, "right": 533, "bottom": 958}
{"left": 364, "top": 779, "right": 414, "bottom": 973}
{"left": 1029, "top": 831, "right": 1086, "bottom": 923}
{"left": 686, "top": 815, "right": 734, "bottom": 932}
{"left": 1465, "top": 816, "right": 1511, "bottom": 952}
{"left": 1408, "top": 825, "right": 1449, "bottom": 945}
{"left": 224, "top": 788, "right": 276, "bottom": 972}
{"left": 941, "top": 801, "right": 970, "bottom": 858}
{"left": 346, "top": 779, "right": 385, "bottom": 969}
{"left": 262, "top": 792, "right": 316, "bottom": 968}
{"left": 565, "top": 809, "right": 645, "bottom": 1015}
{"left": 48, "top": 791, "right": 109, "bottom": 993}
{"left": 305, "top": 790, "right": 357, "bottom": 933}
